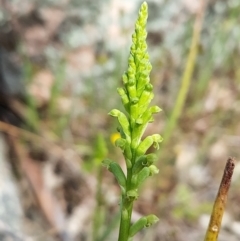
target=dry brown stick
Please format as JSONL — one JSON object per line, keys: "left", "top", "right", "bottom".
{"left": 204, "top": 157, "right": 235, "bottom": 241}
{"left": 0, "top": 120, "right": 60, "bottom": 147}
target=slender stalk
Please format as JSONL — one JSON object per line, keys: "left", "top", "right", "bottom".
{"left": 163, "top": 2, "right": 206, "bottom": 144}
{"left": 204, "top": 157, "right": 235, "bottom": 241}
{"left": 118, "top": 198, "right": 133, "bottom": 241}
{"left": 118, "top": 165, "right": 134, "bottom": 241}
{"left": 92, "top": 133, "right": 108, "bottom": 241}
{"left": 93, "top": 167, "right": 103, "bottom": 241}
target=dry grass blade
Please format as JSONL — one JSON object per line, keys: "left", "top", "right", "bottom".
{"left": 0, "top": 120, "right": 55, "bottom": 145}
{"left": 162, "top": 1, "right": 207, "bottom": 144}
{"left": 204, "top": 157, "right": 235, "bottom": 241}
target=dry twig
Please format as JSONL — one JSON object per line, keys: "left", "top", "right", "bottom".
{"left": 204, "top": 157, "right": 235, "bottom": 241}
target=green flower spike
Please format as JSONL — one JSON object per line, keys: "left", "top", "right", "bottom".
{"left": 104, "top": 2, "right": 162, "bottom": 241}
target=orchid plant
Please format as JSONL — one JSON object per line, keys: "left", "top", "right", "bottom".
{"left": 103, "top": 2, "right": 162, "bottom": 241}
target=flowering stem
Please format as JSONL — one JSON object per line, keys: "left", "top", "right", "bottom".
{"left": 105, "top": 2, "right": 162, "bottom": 240}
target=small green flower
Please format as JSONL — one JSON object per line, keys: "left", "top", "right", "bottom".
{"left": 129, "top": 214, "right": 159, "bottom": 238}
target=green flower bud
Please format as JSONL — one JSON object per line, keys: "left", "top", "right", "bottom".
{"left": 137, "top": 86, "right": 154, "bottom": 115}
{"left": 137, "top": 74, "right": 151, "bottom": 96}
{"left": 117, "top": 126, "right": 127, "bottom": 140}
{"left": 128, "top": 55, "right": 135, "bottom": 66}
{"left": 131, "top": 97, "right": 139, "bottom": 104}
{"left": 122, "top": 73, "right": 128, "bottom": 84}
{"left": 115, "top": 138, "right": 126, "bottom": 150}
{"left": 117, "top": 88, "right": 130, "bottom": 112}
{"left": 131, "top": 107, "right": 161, "bottom": 153}
{"left": 128, "top": 66, "right": 135, "bottom": 76}
{"left": 130, "top": 44, "right": 136, "bottom": 52}
{"left": 132, "top": 155, "right": 147, "bottom": 174}
{"left": 149, "top": 165, "right": 159, "bottom": 176}
{"left": 108, "top": 109, "right": 131, "bottom": 142}
{"left": 108, "top": 109, "right": 120, "bottom": 117}
{"left": 132, "top": 153, "right": 158, "bottom": 175}
{"left": 102, "top": 159, "right": 113, "bottom": 168}
{"left": 133, "top": 105, "right": 161, "bottom": 146}
{"left": 127, "top": 80, "right": 137, "bottom": 98}
{"left": 146, "top": 153, "right": 157, "bottom": 165}
{"left": 152, "top": 134, "right": 163, "bottom": 149}
{"left": 136, "top": 118, "right": 143, "bottom": 125}
{"left": 139, "top": 106, "right": 161, "bottom": 129}
{"left": 137, "top": 105, "right": 161, "bottom": 124}
{"left": 149, "top": 105, "right": 162, "bottom": 114}
{"left": 115, "top": 138, "right": 132, "bottom": 168}
{"left": 129, "top": 217, "right": 148, "bottom": 237}
{"left": 109, "top": 162, "right": 126, "bottom": 189}
{"left": 103, "top": 159, "right": 128, "bottom": 190}
{"left": 131, "top": 135, "right": 142, "bottom": 150}
{"left": 145, "top": 83, "right": 153, "bottom": 91}
{"left": 137, "top": 166, "right": 150, "bottom": 186}
{"left": 123, "top": 142, "right": 132, "bottom": 168}
{"left": 127, "top": 189, "right": 139, "bottom": 201}
{"left": 141, "top": 42, "right": 147, "bottom": 51}
{"left": 130, "top": 104, "right": 138, "bottom": 121}
{"left": 136, "top": 134, "right": 163, "bottom": 157}
{"left": 145, "top": 214, "right": 159, "bottom": 227}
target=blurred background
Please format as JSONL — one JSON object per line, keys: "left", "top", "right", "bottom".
{"left": 0, "top": 0, "right": 240, "bottom": 240}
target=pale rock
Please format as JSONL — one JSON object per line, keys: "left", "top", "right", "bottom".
{"left": 231, "top": 221, "right": 240, "bottom": 237}
{"left": 209, "top": 140, "right": 228, "bottom": 161}
{"left": 175, "top": 142, "right": 197, "bottom": 171}
{"left": 181, "top": 0, "right": 203, "bottom": 14}
{"left": 188, "top": 165, "right": 209, "bottom": 187}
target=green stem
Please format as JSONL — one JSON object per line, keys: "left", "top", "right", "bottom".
{"left": 118, "top": 168, "right": 134, "bottom": 241}
{"left": 118, "top": 199, "right": 133, "bottom": 241}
